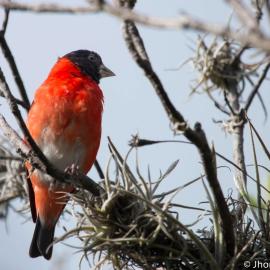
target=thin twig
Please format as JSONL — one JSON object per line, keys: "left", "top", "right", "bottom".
{"left": 0, "top": 35, "right": 30, "bottom": 110}
{"left": 248, "top": 119, "right": 266, "bottom": 235}
{"left": 207, "top": 91, "right": 230, "bottom": 115}
{"left": 0, "top": 3, "right": 30, "bottom": 109}
{"left": 226, "top": 0, "right": 258, "bottom": 32}
{"left": 256, "top": 91, "right": 268, "bottom": 122}
{"left": 0, "top": 1, "right": 270, "bottom": 52}
{"left": 245, "top": 62, "right": 270, "bottom": 111}
{"left": 0, "top": 1, "right": 99, "bottom": 13}
{"left": 0, "top": 4, "right": 9, "bottom": 35}
{"left": 246, "top": 116, "right": 270, "bottom": 161}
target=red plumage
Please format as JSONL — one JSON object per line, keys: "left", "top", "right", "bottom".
{"left": 26, "top": 50, "right": 114, "bottom": 259}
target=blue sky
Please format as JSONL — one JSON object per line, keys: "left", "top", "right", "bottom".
{"left": 1, "top": 1, "right": 270, "bottom": 269}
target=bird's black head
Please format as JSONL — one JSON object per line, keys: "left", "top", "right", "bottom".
{"left": 64, "top": 50, "right": 115, "bottom": 83}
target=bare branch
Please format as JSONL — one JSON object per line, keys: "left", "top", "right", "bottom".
{"left": 122, "top": 11, "right": 235, "bottom": 259}
{"left": 0, "top": 1, "right": 270, "bottom": 52}
{"left": 0, "top": 4, "right": 9, "bottom": 35}
{"left": 0, "top": 115, "right": 29, "bottom": 156}
{"left": 0, "top": 16, "right": 30, "bottom": 110}
{"left": 0, "top": 1, "right": 99, "bottom": 13}
{"left": 206, "top": 91, "right": 230, "bottom": 115}
{"left": 226, "top": 0, "right": 259, "bottom": 31}
{"left": 245, "top": 62, "right": 270, "bottom": 112}
{"left": 0, "top": 67, "right": 46, "bottom": 165}
{"left": 123, "top": 21, "right": 186, "bottom": 130}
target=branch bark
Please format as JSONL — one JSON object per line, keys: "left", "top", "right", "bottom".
{"left": 0, "top": 1, "right": 270, "bottom": 52}
{"left": 0, "top": 4, "right": 30, "bottom": 110}
{"left": 122, "top": 14, "right": 235, "bottom": 259}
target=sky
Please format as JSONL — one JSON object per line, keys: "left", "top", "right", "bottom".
{"left": 0, "top": 1, "right": 270, "bottom": 270}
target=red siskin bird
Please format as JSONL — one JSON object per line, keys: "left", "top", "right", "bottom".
{"left": 25, "top": 50, "right": 114, "bottom": 260}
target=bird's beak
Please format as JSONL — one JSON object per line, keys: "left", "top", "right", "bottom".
{"left": 99, "top": 64, "right": 115, "bottom": 78}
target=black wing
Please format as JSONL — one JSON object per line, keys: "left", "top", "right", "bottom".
{"left": 26, "top": 171, "right": 37, "bottom": 223}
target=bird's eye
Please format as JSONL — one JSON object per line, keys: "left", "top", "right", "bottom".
{"left": 89, "top": 55, "right": 95, "bottom": 62}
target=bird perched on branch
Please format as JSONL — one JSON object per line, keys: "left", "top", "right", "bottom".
{"left": 25, "top": 50, "right": 114, "bottom": 260}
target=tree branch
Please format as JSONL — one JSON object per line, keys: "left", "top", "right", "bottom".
{"left": 122, "top": 14, "right": 235, "bottom": 259}
{"left": 1, "top": 4, "right": 9, "bottom": 35}
{"left": 226, "top": 0, "right": 259, "bottom": 32}
{"left": 245, "top": 62, "right": 270, "bottom": 112}
{"left": 206, "top": 91, "right": 230, "bottom": 115}
{"left": 0, "top": 1, "right": 99, "bottom": 13}
{"left": 0, "top": 8, "right": 30, "bottom": 110}
{"left": 0, "top": 1, "right": 270, "bottom": 52}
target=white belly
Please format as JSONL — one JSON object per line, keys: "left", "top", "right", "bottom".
{"left": 34, "top": 127, "right": 86, "bottom": 186}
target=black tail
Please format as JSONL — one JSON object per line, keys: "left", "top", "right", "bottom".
{"left": 29, "top": 216, "right": 56, "bottom": 260}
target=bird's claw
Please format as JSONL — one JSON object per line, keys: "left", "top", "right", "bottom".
{"left": 65, "top": 163, "right": 80, "bottom": 176}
